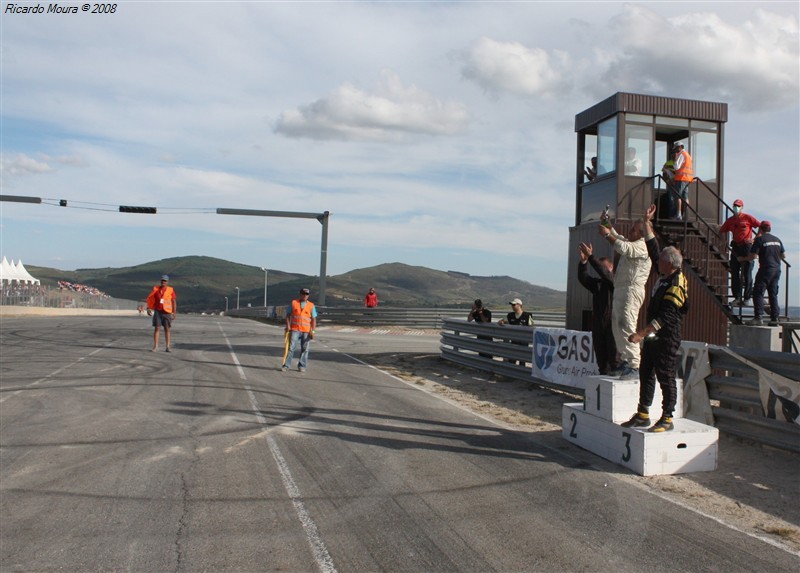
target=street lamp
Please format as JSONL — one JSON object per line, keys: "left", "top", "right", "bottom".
{"left": 235, "top": 287, "right": 240, "bottom": 310}
{"left": 224, "top": 297, "right": 228, "bottom": 313}
{"left": 260, "top": 267, "right": 268, "bottom": 308}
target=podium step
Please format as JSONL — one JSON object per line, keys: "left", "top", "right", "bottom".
{"left": 584, "top": 375, "right": 683, "bottom": 423}
{"left": 563, "top": 404, "right": 718, "bottom": 476}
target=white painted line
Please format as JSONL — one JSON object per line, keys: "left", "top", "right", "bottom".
{"left": 216, "top": 324, "right": 247, "bottom": 380}
{"left": 265, "top": 432, "right": 338, "bottom": 573}
{"left": 331, "top": 347, "right": 800, "bottom": 558}
{"left": 217, "top": 323, "right": 338, "bottom": 573}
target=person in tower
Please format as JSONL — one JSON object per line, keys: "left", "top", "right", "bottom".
{"left": 672, "top": 141, "right": 693, "bottom": 220}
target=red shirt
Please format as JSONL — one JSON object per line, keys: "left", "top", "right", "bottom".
{"left": 720, "top": 213, "right": 760, "bottom": 245}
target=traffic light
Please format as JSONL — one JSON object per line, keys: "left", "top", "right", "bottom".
{"left": 119, "top": 206, "right": 157, "bottom": 214}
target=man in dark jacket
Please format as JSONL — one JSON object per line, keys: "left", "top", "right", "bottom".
{"left": 467, "top": 299, "right": 493, "bottom": 358}
{"left": 747, "top": 221, "right": 786, "bottom": 326}
{"left": 578, "top": 242, "right": 619, "bottom": 375}
{"left": 622, "top": 246, "right": 689, "bottom": 432}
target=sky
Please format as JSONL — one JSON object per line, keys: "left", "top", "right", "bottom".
{"left": 1, "top": 1, "right": 798, "bottom": 304}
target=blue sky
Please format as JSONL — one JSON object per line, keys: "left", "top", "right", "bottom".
{"left": 1, "top": 2, "right": 798, "bottom": 304}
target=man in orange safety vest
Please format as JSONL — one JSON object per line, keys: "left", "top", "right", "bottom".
{"left": 282, "top": 287, "right": 317, "bottom": 373}
{"left": 146, "top": 274, "right": 177, "bottom": 352}
{"left": 672, "top": 141, "right": 693, "bottom": 221}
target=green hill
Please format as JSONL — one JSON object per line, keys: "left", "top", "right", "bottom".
{"left": 27, "top": 258, "right": 565, "bottom": 312}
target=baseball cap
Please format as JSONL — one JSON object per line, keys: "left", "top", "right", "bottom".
{"left": 299, "top": 288, "right": 310, "bottom": 295}
{"left": 509, "top": 298, "right": 523, "bottom": 305}
{"left": 161, "top": 275, "right": 169, "bottom": 281}
{"left": 733, "top": 199, "right": 744, "bottom": 207}
{"left": 672, "top": 141, "right": 684, "bottom": 148}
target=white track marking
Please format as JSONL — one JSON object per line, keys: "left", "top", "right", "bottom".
{"left": 217, "top": 323, "right": 337, "bottom": 573}
{"left": 330, "top": 347, "right": 800, "bottom": 558}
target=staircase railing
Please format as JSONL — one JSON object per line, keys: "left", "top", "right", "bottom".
{"left": 617, "top": 176, "right": 792, "bottom": 324}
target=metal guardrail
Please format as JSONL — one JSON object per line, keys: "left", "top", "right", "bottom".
{"left": 319, "top": 307, "right": 566, "bottom": 329}
{"left": 438, "top": 318, "right": 578, "bottom": 394}
{"left": 440, "top": 318, "right": 800, "bottom": 452}
{"left": 707, "top": 347, "right": 800, "bottom": 452}
{"left": 228, "top": 306, "right": 567, "bottom": 330}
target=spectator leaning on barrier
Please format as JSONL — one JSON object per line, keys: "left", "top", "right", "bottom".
{"left": 498, "top": 298, "right": 534, "bottom": 365}
{"left": 498, "top": 298, "right": 534, "bottom": 327}
{"left": 146, "top": 274, "right": 177, "bottom": 352}
{"left": 467, "top": 298, "right": 492, "bottom": 324}
{"left": 467, "top": 298, "right": 493, "bottom": 359}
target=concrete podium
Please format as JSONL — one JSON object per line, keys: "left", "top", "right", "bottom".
{"left": 562, "top": 376, "right": 718, "bottom": 476}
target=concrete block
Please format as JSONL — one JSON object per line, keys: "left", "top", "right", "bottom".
{"left": 562, "top": 403, "right": 718, "bottom": 476}
{"left": 729, "top": 324, "right": 781, "bottom": 352}
{"left": 583, "top": 376, "right": 683, "bottom": 423}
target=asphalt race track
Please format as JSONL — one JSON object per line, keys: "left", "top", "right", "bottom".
{"left": 1, "top": 315, "right": 797, "bottom": 572}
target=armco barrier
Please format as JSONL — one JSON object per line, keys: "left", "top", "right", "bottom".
{"left": 440, "top": 317, "right": 800, "bottom": 452}
{"left": 317, "top": 307, "right": 566, "bottom": 329}
{"left": 227, "top": 306, "right": 566, "bottom": 330}
{"left": 706, "top": 347, "right": 800, "bottom": 452}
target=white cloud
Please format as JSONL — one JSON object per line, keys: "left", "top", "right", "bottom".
{"left": 0, "top": 153, "right": 52, "bottom": 177}
{"left": 597, "top": 5, "right": 799, "bottom": 110}
{"left": 274, "top": 70, "right": 470, "bottom": 141}
{"left": 459, "top": 36, "right": 570, "bottom": 97}
{"left": 1, "top": 2, "right": 797, "bottom": 304}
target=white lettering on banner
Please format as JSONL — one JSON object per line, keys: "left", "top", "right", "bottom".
{"left": 532, "top": 327, "right": 598, "bottom": 390}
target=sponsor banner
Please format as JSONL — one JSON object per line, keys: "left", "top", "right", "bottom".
{"left": 532, "top": 332, "right": 717, "bottom": 402}
{"left": 532, "top": 328, "right": 598, "bottom": 390}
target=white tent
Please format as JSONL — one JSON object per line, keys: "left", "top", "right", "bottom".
{"left": 15, "top": 260, "right": 40, "bottom": 285}
{"left": 1, "top": 257, "right": 20, "bottom": 284}
{"left": 0, "top": 257, "right": 40, "bottom": 285}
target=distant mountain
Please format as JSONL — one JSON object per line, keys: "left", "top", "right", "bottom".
{"left": 27, "top": 257, "right": 565, "bottom": 312}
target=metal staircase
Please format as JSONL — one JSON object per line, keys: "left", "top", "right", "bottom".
{"left": 631, "top": 176, "right": 791, "bottom": 326}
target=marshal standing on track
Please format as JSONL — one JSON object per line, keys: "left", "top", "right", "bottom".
{"left": 282, "top": 287, "right": 317, "bottom": 373}
{"left": 146, "top": 274, "right": 177, "bottom": 352}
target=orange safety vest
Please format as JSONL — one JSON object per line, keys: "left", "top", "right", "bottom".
{"left": 674, "top": 150, "right": 693, "bottom": 182}
{"left": 289, "top": 299, "right": 315, "bottom": 332}
{"left": 147, "top": 285, "right": 176, "bottom": 313}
